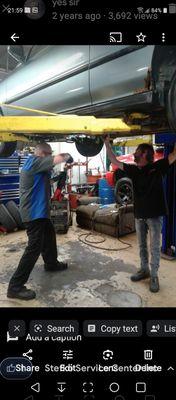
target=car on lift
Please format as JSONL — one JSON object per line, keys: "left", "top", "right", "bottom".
{"left": 0, "top": 45, "right": 176, "bottom": 157}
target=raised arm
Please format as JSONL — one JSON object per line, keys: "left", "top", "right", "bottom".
{"left": 104, "top": 136, "right": 124, "bottom": 170}
{"left": 168, "top": 143, "right": 176, "bottom": 165}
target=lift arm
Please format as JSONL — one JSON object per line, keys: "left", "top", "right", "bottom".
{"left": 0, "top": 104, "right": 172, "bottom": 143}
{"left": 0, "top": 116, "right": 141, "bottom": 141}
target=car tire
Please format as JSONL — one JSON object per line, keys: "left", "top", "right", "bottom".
{"left": 0, "top": 204, "right": 18, "bottom": 232}
{"left": 0, "top": 142, "right": 17, "bottom": 158}
{"left": 75, "top": 136, "right": 103, "bottom": 156}
{"left": 6, "top": 201, "right": 24, "bottom": 229}
{"left": 115, "top": 177, "right": 133, "bottom": 205}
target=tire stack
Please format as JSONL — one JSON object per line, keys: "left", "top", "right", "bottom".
{"left": 0, "top": 201, "right": 24, "bottom": 233}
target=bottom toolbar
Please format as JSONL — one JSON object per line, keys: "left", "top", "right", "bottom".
{"left": 0, "top": 308, "right": 175, "bottom": 399}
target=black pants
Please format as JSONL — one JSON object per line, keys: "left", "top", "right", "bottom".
{"left": 8, "top": 219, "right": 58, "bottom": 291}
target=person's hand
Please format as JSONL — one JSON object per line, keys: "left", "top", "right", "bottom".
{"left": 66, "top": 155, "right": 74, "bottom": 164}
{"left": 60, "top": 153, "right": 73, "bottom": 163}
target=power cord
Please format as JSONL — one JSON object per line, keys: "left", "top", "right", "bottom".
{"left": 78, "top": 216, "right": 132, "bottom": 251}
{"left": 78, "top": 231, "right": 132, "bottom": 251}
{"left": 77, "top": 204, "right": 133, "bottom": 251}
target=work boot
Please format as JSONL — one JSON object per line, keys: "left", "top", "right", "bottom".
{"left": 150, "top": 276, "right": 160, "bottom": 293}
{"left": 7, "top": 286, "right": 36, "bottom": 300}
{"left": 131, "top": 269, "right": 150, "bottom": 282}
{"left": 44, "top": 261, "right": 68, "bottom": 272}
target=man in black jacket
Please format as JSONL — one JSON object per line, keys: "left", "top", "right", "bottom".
{"left": 105, "top": 137, "right": 176, "bottom": 292}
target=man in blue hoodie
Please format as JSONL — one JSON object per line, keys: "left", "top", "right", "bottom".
{"left": 7, "top": 143, "right": 73, "bottom": 300}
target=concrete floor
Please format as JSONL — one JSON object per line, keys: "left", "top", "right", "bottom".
{"left": 0, "top": 220, "right": 176, "bottom": 307}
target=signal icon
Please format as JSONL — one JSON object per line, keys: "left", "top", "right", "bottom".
{"left": 110, "top": 36, "right": 116, "bottom": 43}
{"left": 162, "top": 32, "right": 166, "bottom": 42}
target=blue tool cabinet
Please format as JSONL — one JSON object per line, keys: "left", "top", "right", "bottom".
{"left": 0, "top": 154, "right": 27, "bottom": 205}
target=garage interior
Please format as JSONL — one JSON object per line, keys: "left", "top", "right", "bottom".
{"left": 1, "top": 45, "right": 176, "bottom": 308}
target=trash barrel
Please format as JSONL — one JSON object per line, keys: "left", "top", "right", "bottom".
{"left": 98, "top": 178, "right": 115, "bottom": 205}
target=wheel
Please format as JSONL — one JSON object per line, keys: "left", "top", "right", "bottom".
{"left": 0, "top": 142, "right": 17, "bottom": 157}
{"left": 75, "top": 136, "right": 103, "bottom": 156}
{"left": 6, "top": 201, "right": 24, "bottom": 229}
{"left": 0, "top": 204, "right": 18, "bottom": 231}
{"left": 115, "top": 177, "right": 133, "bottom": 205}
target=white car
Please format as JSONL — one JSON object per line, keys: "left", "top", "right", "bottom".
{"left": 0, "top": 45, "right": 176, "bottom": 157}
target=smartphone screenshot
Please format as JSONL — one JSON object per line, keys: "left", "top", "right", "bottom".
{"left": 0, "top": 1, "right": 175, "bottom": 399}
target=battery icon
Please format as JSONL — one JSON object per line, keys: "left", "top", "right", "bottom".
{"left": 169, "top": 3, "right": 176, "bottom": 13}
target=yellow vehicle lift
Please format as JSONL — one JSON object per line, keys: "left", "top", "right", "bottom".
{"left": 0, "top": 104, "right": 171, "bottom": 147}
{"left": 0, "top": 103, "right": 142, "bottom": 142}
{"left": 0, "top": 115, "right": 141, "bottom": 142}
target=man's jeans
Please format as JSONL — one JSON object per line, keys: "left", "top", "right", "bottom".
{"left": 135, "top": 217, "right": 163, "bottom": 277}
{"left": 8, "top": 218, "right": 58, "bottom": 292}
